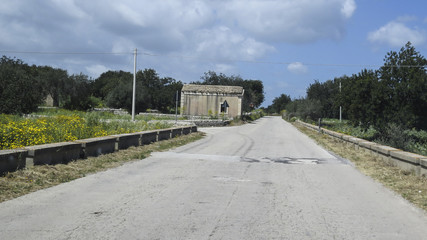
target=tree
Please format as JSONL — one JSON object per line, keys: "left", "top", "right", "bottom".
{"left": 104, "top": 69, "right": 182, "bottom": 113}
{"left": 378, "top": 42, "right": 427, "bottom": 130}
{"left": 0, "top": 56, "right": 46, "bottom": 114}
{"left": 285, "top": 97, "right": 322, "bottom": 121}
{"left": 336, "top": 70, "right": 380, "bottom": 129}
{"left": 62, "top": 73, "right": 94, "bottom": 110}
{"left": 269, "top": 94, "right": 291, "bottom": 114}
{"left": 105, "top": 80, "right": 133, "bottom": 111}
{"left": 307, "top": 79, "right": 339, "bottom": 118}
{"left": 92, "top": 70, "right": 132, "bottom": 100}
{"left": 240, "top": 79, "right": 265, "bottom": 112}
{"left": 37, "top": 66, "right": 69, "bottom": 107}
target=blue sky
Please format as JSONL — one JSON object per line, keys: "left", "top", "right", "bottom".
{"left": 1, "top": 0, "right": 426, "bottom": 107}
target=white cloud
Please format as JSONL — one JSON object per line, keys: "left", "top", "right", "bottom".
{"left": 341, "top": 0, "right": 357, "bottom": 18}
{"left": 287, "top": 62, "right": 308, "bottom": 74}
{"left": 213, "top": 64, "right": 237, "bottom": 74}
{"left": 86, "top": 64, "right": 109, "bottom": 78}
{"left": 218, "top": 0, "right": 356, "bottom": 43}
{"left": 193, "top": 26, "right": 275, "bottom": 61}
{"left": 368, "top": 21, "right": 426, "bottom": 47}
{"left": 0, "top": 0, "right": 356, "bottom": 84}
{"left": 0, "top": 0, "right": 356, "bottom": 57}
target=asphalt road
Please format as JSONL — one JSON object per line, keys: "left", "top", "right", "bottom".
{"left": 1, "top": 116, "right": 427, "bottom": 239}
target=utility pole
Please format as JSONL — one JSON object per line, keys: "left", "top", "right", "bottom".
{"left": 175, "top": 90, "right": 178, "bottom": 124}
{"left": 132, "top": 48, "right": 137, "bottom": 121}
{"left": 340, "top": 80, "right": 342, "bottom": 122}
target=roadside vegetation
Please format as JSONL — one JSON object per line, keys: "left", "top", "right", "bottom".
{"left": 319, "top": 119, "right": 427, "bottom": 156}
{"left": 294, "top": 123, "right": 427, "bottom": 212}
{"left": 268, "top": 42, "right": 427, "bottom": 156}
{"left": 0, "top": 132, "right": 204, "bottom": 203}
{"left": 0, "top": 109, "right": 172, "bottom": 150}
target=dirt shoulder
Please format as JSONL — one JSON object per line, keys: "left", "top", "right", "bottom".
{"left": 0, "top": 132, "right": 205, "bottom": 203}
{"left": 294, "top": 123, "right": 427, "bottom": 212}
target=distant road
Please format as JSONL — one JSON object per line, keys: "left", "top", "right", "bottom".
{"left": 1, "top": 116, "right": 427, "bottom": 239}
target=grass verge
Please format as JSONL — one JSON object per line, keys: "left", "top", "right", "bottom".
{"left": 0, "top": 132, "right": 205, "bottom": 203}
{"left": 294, "top": 123, "right": 427, "bottom": 212}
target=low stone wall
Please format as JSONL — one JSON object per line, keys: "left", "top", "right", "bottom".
{"left": 113, "top": 133, "right": 142, "bottom": 150}
{"left": 296, "top": 120, "right": 427, "bottom": 176}
{"left": 0, "top": 150, "right": 27, "bottom": 175}
{"left": 75, "top": 136, "right": 117, "bottom": 158}
{"left": 141, "top": 131, "right": 158, "bottom": 145}
{"left": 0, "top": 126, "right": 197, "bottom": 175}
{"left": 158, "top": 129, "right": 172, "bottom": 141}
{"left": 26, "top": 142, "right": 81, "bottom": 166}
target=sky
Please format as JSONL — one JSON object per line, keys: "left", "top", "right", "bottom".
{"left": 1, "top": 0, "right": 427, "bottom": 107}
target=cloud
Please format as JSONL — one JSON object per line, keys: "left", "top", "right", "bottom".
{"left": 287, "top": 62, "right": 308, "bottom": 74}
{"left": 368, "top": 20, "right": 426, "bottom": 47}
{"left": 0, "top": 0, "right": 356, "bottom": 82}
{"left": 86, "top": 64, "right": 109, "bottom": 78}
{"left": 218, "top": 0, "right": 356, "bottom": 43}
{"left": 0, "top": 0, "right": 356, "bottom": 55}
{"left": 193, "top": 26, "right": 275, "bottom": 61}
{"left": 341, "top": 0, "right": 357, "bottom": 18}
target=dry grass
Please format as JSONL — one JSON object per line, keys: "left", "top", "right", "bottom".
{"left": 0, "top": 132, "right": 205, "bottom": 203}
{"left": 295, "top": 123, "right": 427, "bottom": 212}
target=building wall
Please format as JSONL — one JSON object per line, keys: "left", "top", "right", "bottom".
{"left": 181, "top": 92, "right": 243, "bottom": 117}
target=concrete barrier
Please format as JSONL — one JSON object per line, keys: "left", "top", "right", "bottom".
{"left": 389, "top": 151, "right": 422, "bottom": 174}
{"left": 75, "top": 136, "right": 117, "bottom": 158}
{"left": 182, "top": 127, "right": 191, "bottom": 135}
{"left": 158, "top": 129, "right": 172, "bottom": 141}
{"left": 141, "top": 130, "right": 158, "bottom": 145}
{"left": 295, "top": 120, "right": 426, "bottom": 176}
{"left": 171, "top": 128, "right": 183, "bottom": 138}
{"left": 0, "top": 125, "right": 198, "bottom": 174}
{"left": 114, "top": 133, "right": 141, "bottom": 150}
{"left": 0, "top": 149, "right": 27, "bottom": 174}
{"left": 25, "top": 142, "right": 81, "bottom": 166}
{"left": 420, "top": 158, "right": 427, "bottom": 176}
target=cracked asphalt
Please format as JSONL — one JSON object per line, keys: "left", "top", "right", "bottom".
{"left": 1, "top": 116, "right": 427, "bottom": 239}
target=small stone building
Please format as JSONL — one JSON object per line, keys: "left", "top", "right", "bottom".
{"left": 180, "top": 84, "right": 244, "bottom": 118}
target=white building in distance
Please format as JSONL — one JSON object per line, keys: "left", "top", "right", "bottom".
{"left": 180, "top": 84, "right": 244, "bottom": 118}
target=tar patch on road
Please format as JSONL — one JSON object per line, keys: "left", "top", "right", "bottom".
{"left": 241, "top": 157, "right": 335, "bottom": 164}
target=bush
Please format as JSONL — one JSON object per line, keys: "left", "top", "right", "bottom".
{"left": 320, "top": 119, "right": 427, "bottom": 156}
{"left": 241, "top": 109, "right": 265, "bottom": 122}
{"left": 377, "top": 123, "right": 413, "bottom": 150}
{"left": 289, "top": 117, "right": 298, "bottom": 122}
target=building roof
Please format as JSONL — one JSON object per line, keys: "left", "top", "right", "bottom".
{"left": 182, "top": 84, "right": 244, "bottom": 95}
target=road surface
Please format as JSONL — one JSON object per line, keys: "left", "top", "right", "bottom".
{"left": 1, "top": 116, "right": 426, "bottom": 239}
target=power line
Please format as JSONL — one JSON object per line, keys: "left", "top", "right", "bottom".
{"left": 0, "top": 50, "right": 132, "bottom": 55}
{"left": 141, "top": 52, "right": 427, "bottom": 69}
{"left": 1, "top": 49, "right": 426, "bottom": 69}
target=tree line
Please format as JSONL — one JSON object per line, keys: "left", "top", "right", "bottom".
{"left": 0, "top": 56, "right": 184, "bottom": 114}
{"left": 268, "top": 42, "right": 427, "bottom": 132}
{"left": 0, "top": 56, "right": 265, "bottom": 115}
